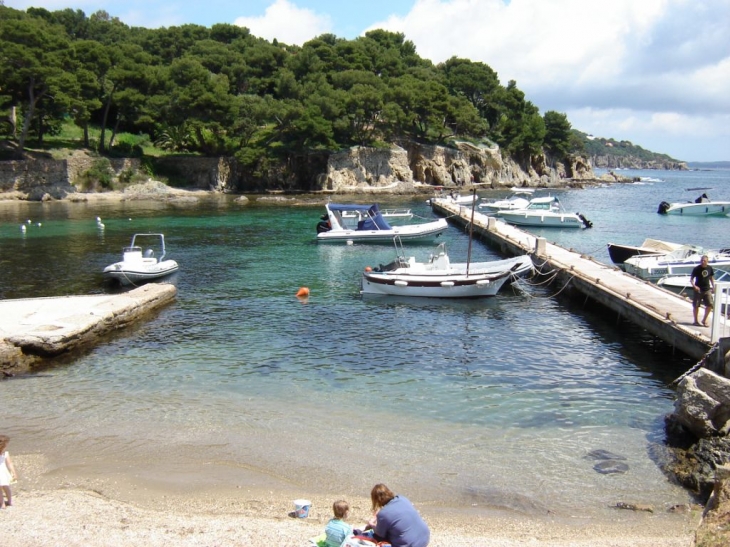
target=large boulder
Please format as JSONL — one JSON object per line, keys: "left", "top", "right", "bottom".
{"left": 675, "top": 369, "right": 730, "bottom": 438}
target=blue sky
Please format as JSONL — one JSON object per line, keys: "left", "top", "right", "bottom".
{"left": 7, "top": 0, "right": 730, "bottom": 162}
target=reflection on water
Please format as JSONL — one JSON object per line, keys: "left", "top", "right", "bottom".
{"left": 3, "top": 173, "right": 725, "bottom": 521}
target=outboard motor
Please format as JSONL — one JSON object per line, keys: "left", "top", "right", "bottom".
{"left": 657, "top": 201, "right": 670, "bottom": 214}
{"left": 577, "top": 213, "right": 593, "bottom": 229}
{"left": 316, "top": 214, "right": 331, "bottom": 233}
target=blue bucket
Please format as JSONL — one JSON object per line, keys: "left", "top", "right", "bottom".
{"left": 293, "top": 499, "right": 311, "bottom": 518}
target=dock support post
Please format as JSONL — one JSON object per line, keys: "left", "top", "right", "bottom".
{"left": 535, "top": 237, "right": 546, "bottom": 258}
{"left": 487, "top": 217, "right": 497, "bottom": 231}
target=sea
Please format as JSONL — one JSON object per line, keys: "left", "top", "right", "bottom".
{"left": 1, "top": 167, "right": 728, "bottom": 524}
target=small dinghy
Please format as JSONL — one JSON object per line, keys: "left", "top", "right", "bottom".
{"left": 103, "top": 233, "right": 178, "bottom": 286}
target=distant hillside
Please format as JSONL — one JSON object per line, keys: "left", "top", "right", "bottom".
{"left": 571, "top": 130, "right": 687, "bottom": 170}
{"left": 687, "top": 161, "right": 730, "bottom": 169}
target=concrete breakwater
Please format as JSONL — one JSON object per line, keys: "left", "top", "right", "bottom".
{"left": 0, "top": 283, "right": 177, "bottom": 374}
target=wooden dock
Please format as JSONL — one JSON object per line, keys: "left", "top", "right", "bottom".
{"left": 432, "top": 199, "right": 730, "bottom": 361}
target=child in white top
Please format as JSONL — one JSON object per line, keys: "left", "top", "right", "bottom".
{"left": 0, "top": 435, "right": 17, "bottom": 509}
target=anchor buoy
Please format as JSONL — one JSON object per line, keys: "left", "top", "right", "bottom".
{"left": 296, "top": 287, "right": 310, "bottom": 297}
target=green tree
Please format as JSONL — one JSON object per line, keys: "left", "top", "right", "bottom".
{"left": 158, "top": 56, "right": 236, "bottom": 154}
{"left": 543, "top": 110, "right": 572, "bottom": 161}
{"left": 98, "top": 43, "right": 155, "bottom": 152}
{"left": 0, "top": 11, "right": 78, "bottom": 156}
{"left": 441, "top": 57, "right": 502, "bottom": 129}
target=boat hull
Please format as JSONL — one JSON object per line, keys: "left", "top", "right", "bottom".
{"left": 361, "top": 255, "right": 533, "bottom": 298}
{"left": 362, "top": 271, "right": 512, "bottom": 298}
{"left": 606, "top": 239, "right": 681, "bottom": 267}
{"left": 624, "top": 256, "right": 730, "bottom": 281}
{"left": 660, "top": 202, "right": 730, "bottom": 216}
{"left": 103, "top": 260, "right": 179, "bottom": 286}
{"left": 316, "top": 219, "right": 448, "bottom": 243}
{"left": 498, "top": 211, "right": 583, "bottom": 228}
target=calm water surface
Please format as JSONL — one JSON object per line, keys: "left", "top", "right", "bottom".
{"left": 1, "top": 169, "right": 728, "bottom": 521}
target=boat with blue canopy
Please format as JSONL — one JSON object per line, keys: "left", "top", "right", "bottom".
{"left": 316, "top": 203, "right": 448, "bottom": 244}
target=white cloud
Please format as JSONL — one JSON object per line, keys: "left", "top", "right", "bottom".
{"left": 367, "top": 0, "right": 730, "bottom": 160}
{"left": 234, "top": 0, "right": 332, "bottom": 45}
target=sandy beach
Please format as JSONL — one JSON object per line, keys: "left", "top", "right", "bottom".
{"left": 1, "top": 451, "right": 698, "bottom": 547}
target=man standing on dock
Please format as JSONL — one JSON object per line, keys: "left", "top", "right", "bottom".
{"left": 691, "top": 255, "right": 715, "bottom": 327}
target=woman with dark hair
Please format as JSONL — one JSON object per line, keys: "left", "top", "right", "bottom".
{"left": 369, "top": 483, "right": 430, "bottom": 547}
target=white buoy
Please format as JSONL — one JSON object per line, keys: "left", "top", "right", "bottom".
{"left": 98, "top": 222, "right": 105, "bottom": 229}
{"left": 26, "top": 219, "right": 31, "bottom": 224}
{"left": 346, "top": 240, "right": 354, "bottom": 246}
{"left": 20, "top": 225, "right": 26, "bottom": 232}
{"left": 36, "top": 222, "right": 42, "bottom": 227}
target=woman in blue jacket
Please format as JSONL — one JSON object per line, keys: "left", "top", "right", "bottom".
{"left": 369, "top": 483, "right": 430, "bottom": 547}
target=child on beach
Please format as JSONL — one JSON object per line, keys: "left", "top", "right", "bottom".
{"left": 325, "top": 500, "right": 353, "bottom": 547}
{"left": 0, "top": 435, "right": 17, "bottom": 509}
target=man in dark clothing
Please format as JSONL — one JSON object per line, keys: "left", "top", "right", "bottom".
{"left": 690, "top": 255, "right": 715, "bottom": 327}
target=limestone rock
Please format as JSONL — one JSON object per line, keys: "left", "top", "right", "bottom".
{"left": 675, "top": 369, "right": 730, "bottom": 438}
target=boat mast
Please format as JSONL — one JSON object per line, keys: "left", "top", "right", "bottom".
{"left": 466, "top": 188, "right": 477, "bottom": 275}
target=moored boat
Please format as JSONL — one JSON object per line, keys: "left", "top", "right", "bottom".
{"left": 316, "top": 203, "right": 448, "bottom": 244}
{"left": 103, "top": 233, "right": 179, "bottom": 286}
{"left": 479, "top": 188, "right": 535, "bottom": 212}
{"left": 607, "top": 238, "right": 683, "bottom": 269}
{"left": 623, "top": 245, "right": 730, "bottom": 281}
{"left": 360, "top": 242, "right": 534, "bottom": 298}
{"left": 657, "top": 193, "right": 730, "bottom": 216}
{"left": 497, "top": 196, "right": 592, "bottom": 228}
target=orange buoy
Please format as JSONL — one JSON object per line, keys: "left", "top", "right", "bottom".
{"left": 296, "top": 287, "right": 310, "bottom": 297}
{"left": 365, "top": 266, "right": 372, "bottom": 272}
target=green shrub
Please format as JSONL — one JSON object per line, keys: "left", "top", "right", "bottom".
{"left": 77, "top": 158, "right": 113, "bottom": 191}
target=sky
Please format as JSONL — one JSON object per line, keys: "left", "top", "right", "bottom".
{"left": 6, "top": 0, "right": 730, "bottom": 162}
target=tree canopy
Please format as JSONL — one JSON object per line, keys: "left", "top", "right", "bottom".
{"left": 0, "top": 5, "right": 575, "bottom": 167}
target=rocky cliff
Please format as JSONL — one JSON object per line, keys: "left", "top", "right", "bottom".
{"left": 318, "top": 141, "right": 598, "bottom": 194}
{"left": 0, "top": 142, "right": 606, "bottom": 200}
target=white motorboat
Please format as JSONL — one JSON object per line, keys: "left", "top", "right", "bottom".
{"left": 657, "top": 193, "right": 730, "bottom": 216}
{"left": 657, "top": 269, "right": 730, "bottom": 294}
{"left": 479, "top": 188, "right": 535, "bottom": 212}
{"left": 360, "top": 242, "right": 534, "bottom": 298}
{"left": 103, "top": 233, "right": 179, "bottom": 286}
{"left": 497, "top": 196, "right": 593, "bottom": 229}
{"left": 606, "top": 238, "right": 683, "bottom": 269}
{"left": 623, "top": 245, "right": 730, "bottom": 281}
{"left": 427, "top": 191, "right": 479, "bottom": 206}
{"left": 316, "top": 203, "right": 448, "bottom": 244}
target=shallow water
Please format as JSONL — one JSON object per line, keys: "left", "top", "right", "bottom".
{"left": 1, "top": 169, "right": 728, "bottom": 521}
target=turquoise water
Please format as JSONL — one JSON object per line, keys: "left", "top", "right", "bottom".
{"left": 1, "top": 169, "right": 728, "bottom": 521}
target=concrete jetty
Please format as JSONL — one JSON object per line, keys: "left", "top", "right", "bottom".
{"left": 432, "top": 199, "right": 729, "bottom": 361}
{"left": 0, "top": 283, "right": 176, "bottom": 374}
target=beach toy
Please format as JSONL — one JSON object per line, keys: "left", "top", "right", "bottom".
{"left": 293, "top": 499, "right": 311, "bottom": 518}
